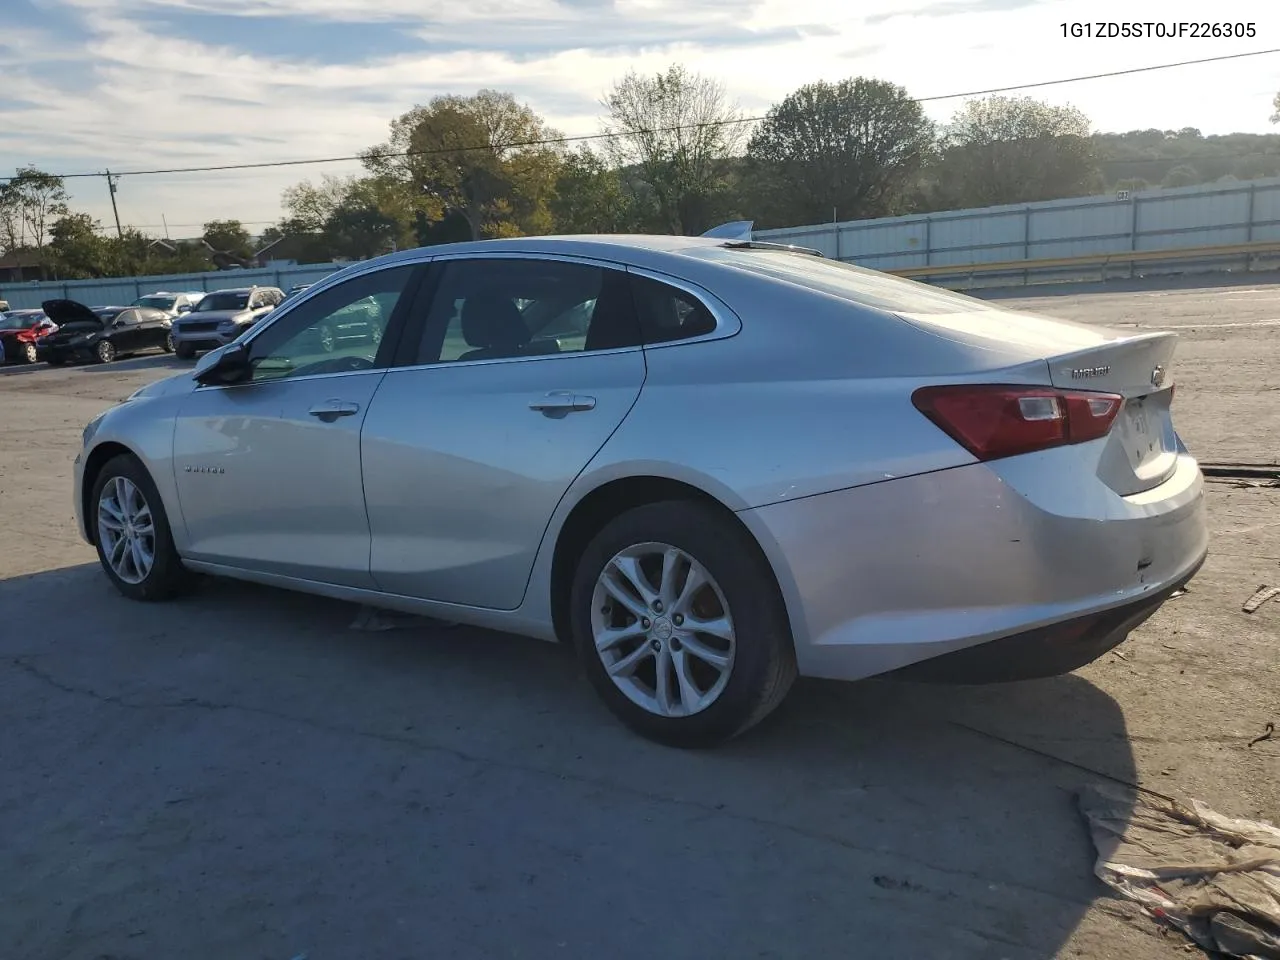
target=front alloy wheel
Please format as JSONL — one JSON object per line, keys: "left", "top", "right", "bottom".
{"left": 163, "top": 331, "right": 175, "bottom": 353}
{"left": 98, "top": 475, "right": 155, "bottom": 585}
{"left": 591, "top": 543, "right": 736, "bottom": 718}
{"left": 96, "top": 339, "right": 116, "bottom": 363}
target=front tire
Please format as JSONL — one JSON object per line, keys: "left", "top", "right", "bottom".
{"left": 91, "top": 455, "right": 191, "bottom": 601}
{"left": 96, "top": 339, "right": 117, "bottom": 363}
{"left": 569, "top": 500, "right": 796, "bottom": 747}
{"left": 175, "top": 342, "right": 195, "bottom": 360}
{"left": 163, "top": 331, "right": 175, "bottom": 353}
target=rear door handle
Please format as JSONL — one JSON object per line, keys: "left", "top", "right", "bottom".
{"left": 529, "top": 392, "right": 596, "bottom": 415}
{"left": 308, "top": 399, "right": 361, "bottom": 422}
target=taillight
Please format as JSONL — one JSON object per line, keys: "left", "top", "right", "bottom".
{"left": 911, "top": 384, "right": 1123, "bottom": 461}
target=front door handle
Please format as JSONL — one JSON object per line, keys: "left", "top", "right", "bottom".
{"left": 308, "top": 399, "right": 361, "bottom": 422}
{"left": 529, "top": 392, "right": 596, "bottom": 415}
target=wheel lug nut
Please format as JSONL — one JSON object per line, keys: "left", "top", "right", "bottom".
{"left": 653, "top": 600, "right": 663, "bottom": 613}
{"left": 641, "top": 618, "right": 651, "bottom": 629}
{"left": 650, "top": 639, "right": 661, "bottom": 651}
{"left": 670, "top": 638, "right": 682, "bottom": 652}
{"left": 673, "top": 614, "right": 684, "bottom": 625}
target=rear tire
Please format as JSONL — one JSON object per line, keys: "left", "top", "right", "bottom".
{"left": 22, "top": 343, "right": 38, "bottom": 364}
{"left": 569, "top": 500, "right": 796, "bottom": 748}
{"left": 175, "top": 342, "right": 195, "bottom": 360}
{"left": 91, "top": 454, "right": 192, "bottom": 602}
{"left": 163, "top": 331, "right": 175, "bottom": 353}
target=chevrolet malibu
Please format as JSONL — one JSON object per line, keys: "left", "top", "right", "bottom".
{"left": 73, "top": 233, "right": 1208, "bottom": 746}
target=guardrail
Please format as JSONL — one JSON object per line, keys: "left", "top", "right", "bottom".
{"left": 883, "top": 239, "right": 1280, "bottom": 285}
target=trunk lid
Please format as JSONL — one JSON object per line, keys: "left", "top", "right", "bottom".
{"left": 896, "top": 308, "right": 1180, "bottom": 496}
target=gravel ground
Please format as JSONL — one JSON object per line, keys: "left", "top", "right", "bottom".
{"left": 1, "top": 276, "right": 1277, "bottom": 960}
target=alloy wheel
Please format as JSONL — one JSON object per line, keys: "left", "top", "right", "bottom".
{"left": 590, "top": 542, "right": 736, "bottom": 718}
{"left": 97, "top": 476, "right": 156, "bottom": 585}
{"left": 97, "top": 340, "right": 116, "bottom": 362}
{"left": 23, "top": 343, "right": 37, "bottom": 364}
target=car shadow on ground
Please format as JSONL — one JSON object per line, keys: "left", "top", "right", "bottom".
{"left": 0, "top": 564, "right": 1146, "bottom": 960}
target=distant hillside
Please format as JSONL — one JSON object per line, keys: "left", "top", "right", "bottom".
{"left": 1094, "top": 129, "right": 1280, "bottom": 189}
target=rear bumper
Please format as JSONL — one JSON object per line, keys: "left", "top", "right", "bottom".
{"left": 738, "top": 449, "right": 1209, "bottom": 683}
{"left": 887, "top": 555, "right": 1202, "bottom": 682}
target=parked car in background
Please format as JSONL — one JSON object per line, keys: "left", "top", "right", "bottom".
{"left": 0, "top": 309, "right": 58, "bottom": 364}
{"left": 131, "top": 291, "right": 204, "bottom": 351}
{"left": 69, "top": 231, "right": 1207, "bottom": 747}
{"left": 282, "top": 283, "right": 312, "bottom": 303}
{"left": 170, "top": 286, "right": 283, "bottom": 359}
{"left": 38, "top": 301, "right": 173, "bottom": 364}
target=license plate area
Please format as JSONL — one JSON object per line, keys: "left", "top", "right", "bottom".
{"left": 1117, "top": 396, "right": 1169, "bottom": 471}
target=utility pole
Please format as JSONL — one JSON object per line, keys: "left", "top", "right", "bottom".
{"left": 161, "top": 213, "right": 170, "bottom": 240}
{"left": 105, "top": 170, "right": 123, "bottom": 238}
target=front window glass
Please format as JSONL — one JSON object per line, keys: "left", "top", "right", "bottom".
{"left": 246, "top": 266, "right": 415, "bottom": 382}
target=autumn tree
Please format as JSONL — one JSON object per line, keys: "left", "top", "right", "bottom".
{"left": 601, "top": 64, "right": 747, "bottom": 235}
{"left": 746, "top": 78, "right": 934, "bottom": 226}
{"left": 930, "top": 96, "right": 1101, "bottom": 208}
{"left": 363, "top": 89, "right": 562, "bottom": 240}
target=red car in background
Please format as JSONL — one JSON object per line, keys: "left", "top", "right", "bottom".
{"left": 0, "top": 310, "right": 58, "bottom": 364}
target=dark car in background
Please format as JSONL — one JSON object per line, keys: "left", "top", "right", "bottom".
{"left": 37, "top": 300, "right": 174, "bottom": 364}
{"left": 132, "top": 291, "right": 205, "bottom": 352}
{"left": 0, "top": 309, "right": 58, "bottom": 364}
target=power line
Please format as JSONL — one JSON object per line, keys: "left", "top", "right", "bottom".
{"left": 3, "top": 47, "right": 1276, "bottom": 182}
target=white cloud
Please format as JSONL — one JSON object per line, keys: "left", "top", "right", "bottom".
{"left": 1, "top": 0, "right": 1276, "bottom": 234}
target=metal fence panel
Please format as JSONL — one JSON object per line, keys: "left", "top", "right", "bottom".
{"left": 754, "top": 176, "right": 1280, "bottom": 284}
{"left": 1, "top": 262, "right": 347, "bottom": 310}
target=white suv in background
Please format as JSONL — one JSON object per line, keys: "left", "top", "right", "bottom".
{"left": 170, "top": 286, "right": 284, "bottom": 359}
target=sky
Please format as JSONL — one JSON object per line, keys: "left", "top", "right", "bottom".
{"left": 1, "top": 0, "right": 1277, "bottom": 238}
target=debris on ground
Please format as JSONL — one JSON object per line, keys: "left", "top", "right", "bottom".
{"left": 1079, "top": 783, "right": 1280, "bottom": 959}
{"left": 1249, "top": 723, "right": 1276, "bottom": 749}
{"left": 348, "top": 605, "right": 459, "bottom": 632}
{"left": 1243, "top": 585, "right": 1280, "bottom": 614}
{"left": 1169, "top": 587, "right": 1189, "bottom": 600}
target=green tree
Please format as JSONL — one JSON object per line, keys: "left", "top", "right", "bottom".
{"left": 1, "top": 166, "right": 69, "bottom": 252}
{"left": 746, "top": 78, "right": 934, "bottom": 227}
{"left": 201, "top": 219, "right": 253, "bottom": 258}
{"left": 551, "top": 146, "right": 644, "bottom": 233}
{"left": 600, "top": 64, "right": 747, "bottom": 235}
{"left": 930, "top": 96, "right": 1100, "bottom": 208}
{"left": 49, "top": 212, "right": 107, "bottom": 278}
{"left": 363, "top": 89, "right": 562, "bottom": 240}
{"left": 1162, "top": 164, "right": 1201, "bottom": 188}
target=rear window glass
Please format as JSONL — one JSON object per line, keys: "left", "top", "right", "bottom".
{"left": 700, "top": 248, "right": 1004, "bottom": 316}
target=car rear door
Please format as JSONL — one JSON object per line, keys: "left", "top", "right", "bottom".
{"left": 360, "top": 255, "right": 647, "bottom": 609}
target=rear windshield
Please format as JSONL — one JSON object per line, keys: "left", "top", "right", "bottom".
{"left": 197, "top": 292, "right": 249, "bottom": 311}
{"left": 700, "top": 248, "right": 1002, "bottom": 316}
{"left": 134, "top": 295, "right": 176, "bottom": 309}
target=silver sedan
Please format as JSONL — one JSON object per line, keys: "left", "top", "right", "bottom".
{"left": 72, "top": 233, "right": 1208, "bottom": 746}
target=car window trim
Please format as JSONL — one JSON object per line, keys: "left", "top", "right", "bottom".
{"left": 195, "top": 263, "right": 430, "bottom": 391}
{"left": 390, "top": 251, "right": 647, "bottom": 372}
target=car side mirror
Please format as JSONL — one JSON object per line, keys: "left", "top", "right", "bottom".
{"left": 193, "top": 341, "right": 251, "bottom": 386}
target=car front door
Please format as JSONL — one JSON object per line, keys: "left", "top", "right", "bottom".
{"left": 108, "top": 309, "right": 145, "bottom": 351}
{"left": 361, "top": 255, "right": 647, "bottom": 609}
{"left": 171, "top": 263, "right": 425, "bottom": 587}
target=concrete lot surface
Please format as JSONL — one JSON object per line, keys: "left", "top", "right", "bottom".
{"left": 2, "top": 277, "right": 1278, "bottom": 960}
